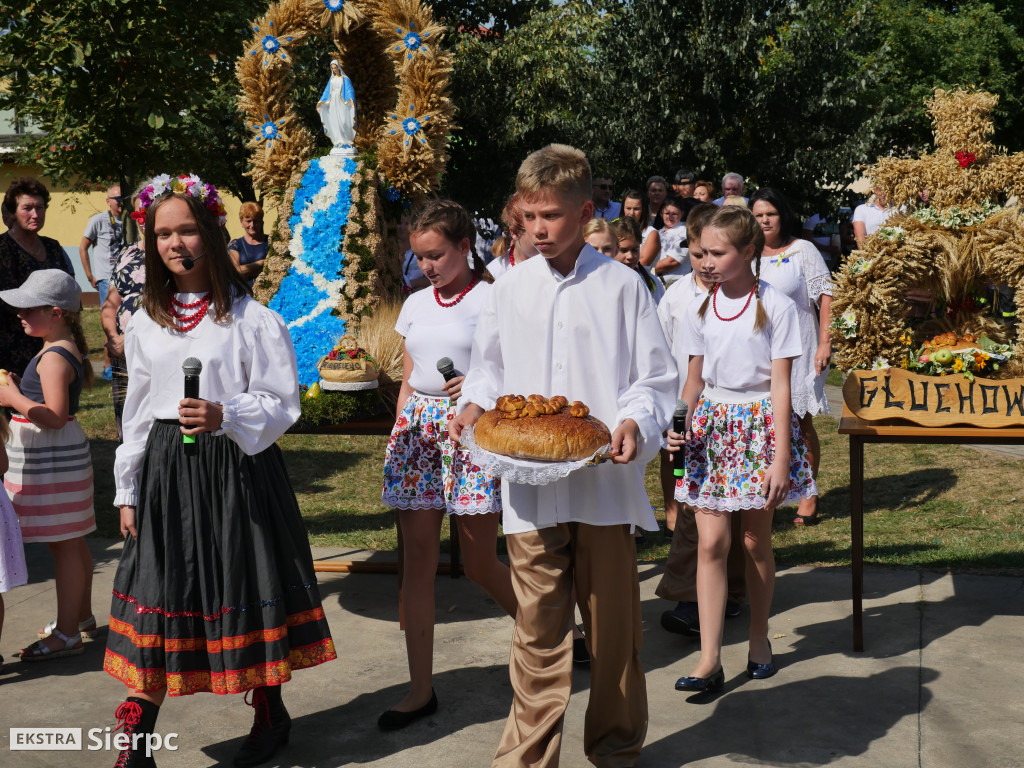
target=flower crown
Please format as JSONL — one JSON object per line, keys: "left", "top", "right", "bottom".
{"left": 131, "top": 174, "right": 228, "bottom": 227}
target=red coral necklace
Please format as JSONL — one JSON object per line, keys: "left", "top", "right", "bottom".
{"left": 170, "top": 293, "right": 210, "bottom": 332}
{"left": 434, "top": 277, "right": 476, "bottom": 308}
{"left": 711, "top": 283, "right": 756, "bottom": 322}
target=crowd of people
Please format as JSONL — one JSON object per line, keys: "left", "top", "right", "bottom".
{"left": 0, "top": 149, "right": 898, "bottom": 768}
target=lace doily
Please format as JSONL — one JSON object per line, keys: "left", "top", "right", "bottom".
{"left": 460, "top": 425, "right": 610, "bottom": 486}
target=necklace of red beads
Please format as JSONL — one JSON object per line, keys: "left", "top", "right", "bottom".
{"left": 712, "top": 282, "right": 756, "bottom": 322}
{"left": 434, "top": 277, "right": 477, "bottom": 308}
{"left": 170, "top": 293, "right": 211, "bottom": 332}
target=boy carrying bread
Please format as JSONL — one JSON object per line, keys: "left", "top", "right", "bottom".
{"left": 451, "top": 144, "right": 677, "bottom": 768}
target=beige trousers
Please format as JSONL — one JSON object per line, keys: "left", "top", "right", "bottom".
{"left": 493, "top": 523, "right": 648, "bottom": 768}
{"left": 655, "top": 504, "right": 747, "bottom": 604}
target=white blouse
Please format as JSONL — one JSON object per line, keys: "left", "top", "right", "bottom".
{"left": 113, "top": 293, "right": 301, "bottom": 506}
{"left": 459, "top": 245, "right": 678, "bottom": 533}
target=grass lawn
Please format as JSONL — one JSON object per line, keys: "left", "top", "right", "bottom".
{"left": 79, "top": 310, "right": 1024, "bottom": 573}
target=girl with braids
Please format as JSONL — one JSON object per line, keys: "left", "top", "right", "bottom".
{"left": 104, "top": 175, "right": 335, "bottom": 768}
{"left": 487, "top": 191, "right": 538, "bottom": 280}
{"left": 0, "top": 270, "right": 96, "bottom": 661}
{"left": 666, "top": 206, "right": 815, "bottom": 694}
{"left": 381, "top": 199, "right": 516, "bottom": 730}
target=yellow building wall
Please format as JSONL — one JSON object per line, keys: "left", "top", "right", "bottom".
{"left": 1, "top": 161, "right": 277, "bottom": 304}
{"left": 0, "top": 162, "right": 276, "bottom": 246}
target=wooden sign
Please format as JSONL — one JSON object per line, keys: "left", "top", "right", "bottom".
{"left": 843, "top": 368, "right": 1024, "bottom": 428}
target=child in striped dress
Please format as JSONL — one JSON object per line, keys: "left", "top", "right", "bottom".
{"left": 0, "top": 269, "right": 96, "bottom": 661}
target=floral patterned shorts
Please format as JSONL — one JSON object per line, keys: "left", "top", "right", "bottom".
{"left": 675, "top": 394, "right": 817, "bottom": 512}
{"left": 382, "top": 392, "right": 501, "bottom": 515}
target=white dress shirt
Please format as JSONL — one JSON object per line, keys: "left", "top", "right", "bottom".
{"left": 459, "top": 245, "right": 678, "bottom": 533}
{"left": 114, "top": 293, "right": 301, "bottom": 506}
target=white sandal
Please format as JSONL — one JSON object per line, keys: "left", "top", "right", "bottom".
{"left": 38, "top": 614, "right": 98, "bottom": 639}
{"left": 19, "top": 629, "right": 85, "bottom": 661}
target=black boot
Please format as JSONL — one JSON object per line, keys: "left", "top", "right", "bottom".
{"left": 113, "top": 697, "right": 160, "bottom": 768}
{"left": 233, "top": 686, "right": 291, "bottom": 767}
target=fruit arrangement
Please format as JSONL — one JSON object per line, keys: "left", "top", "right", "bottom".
{"left": 908, "top": 332, "right": 1012, "bottom": 380}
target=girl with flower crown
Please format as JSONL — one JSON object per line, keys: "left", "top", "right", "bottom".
{"left": 104, "top": 175, "right": 336, "bottom": 768}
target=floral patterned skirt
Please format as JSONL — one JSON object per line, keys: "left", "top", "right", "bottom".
{"left": 675, "top": 394, "right": 817, "bottom": 512}
{"left": 382, "top": 392, "right": 501, "bottom": 515}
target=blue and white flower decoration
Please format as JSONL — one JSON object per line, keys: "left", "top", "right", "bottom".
{"left": 324, "top": 0, "right": 344, "bottom": 10}
{"left": 249, "top": 20, "right": 293, "bottom": 66}
{"left": 269, "top": 155, "right": 359, "bottom": 386}
{"left": 394, "top": 23, "right": 429, "bottom": 60}
{"left": 389, "top": 104, "right": 430, "bottom": 147}
{"left": 255, "top": 115, "right": 286, "bottom": 146}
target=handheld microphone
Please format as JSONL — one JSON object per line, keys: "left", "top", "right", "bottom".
{"left": 436, "top": 357, "right": 457, "bottom": 383}
{"left": 182, "top": 358, "right": 203, "bottom": 456}
{"left": 182, "top": 252, "right": 205, "bottom": 271}
{"left": 672, "top": 399, "right": 688, "bottom": 477}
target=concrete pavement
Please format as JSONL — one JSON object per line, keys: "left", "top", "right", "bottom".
{"left": 2, "top": 538, "right": 1022, "bottom": 767}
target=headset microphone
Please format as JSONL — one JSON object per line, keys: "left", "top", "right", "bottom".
{"left": 182, "top": 252, "right": 205, "bottom": 271}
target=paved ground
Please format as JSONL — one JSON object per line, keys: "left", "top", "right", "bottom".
{"left": 2, "top": 538, "right": 1023, "bottom": 768}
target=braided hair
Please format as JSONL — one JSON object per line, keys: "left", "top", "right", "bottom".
{"left": 696, "top": 206, "right": 768, "bottom": 332}
{"left": 62, "top": 310, "right": 95, "bottom": 388}
{"left": 410, "top": 199, "right": 494, "bottom": 284}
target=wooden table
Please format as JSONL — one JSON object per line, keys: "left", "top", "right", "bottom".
{"left": 837, "top": 405, "right": 1024, "bottom": 651}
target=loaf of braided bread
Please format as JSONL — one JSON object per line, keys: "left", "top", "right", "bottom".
{"left": 475, "top": 394, "right": 611, "bottom": 461}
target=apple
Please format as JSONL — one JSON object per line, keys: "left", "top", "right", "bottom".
{"left": 932, "top": 349, "right": 954, "bottom": 365}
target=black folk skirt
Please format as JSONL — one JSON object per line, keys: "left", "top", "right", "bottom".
{"left": 104, "top": 420, "right": 337, "bottom": 696}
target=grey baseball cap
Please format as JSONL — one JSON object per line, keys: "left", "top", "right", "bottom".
{"left": 0, "top": 269, "right": 82, "bottom": 311}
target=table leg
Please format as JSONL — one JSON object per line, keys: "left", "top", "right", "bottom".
{"left": 850, "top": 435, "right": 864, "bottom": 652}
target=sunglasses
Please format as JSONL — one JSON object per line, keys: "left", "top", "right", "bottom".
{"left": 107, "top": 196, "right": 122, "bottom": 202}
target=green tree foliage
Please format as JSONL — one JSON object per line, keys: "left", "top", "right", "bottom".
{"left": 872, "top": 0, "right": 1024, "bottom": 154}
{"left": 0, "top": 0, "right": 266, "bottom": 199}
{"left": 593, "top": 0, "right": 890, "bottom": 213}
{"left": 444, "top": 1, "right": 609, "bottom": 211}
{"left": 432, "top": 0, "right": 551, "bottom": 37}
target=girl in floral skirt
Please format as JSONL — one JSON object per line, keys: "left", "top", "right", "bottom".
{"left": 666, "top": 205, "right": 816, "bottom": 694}
{"left": 381, "top": 200, "right": 516, "bottom": 730}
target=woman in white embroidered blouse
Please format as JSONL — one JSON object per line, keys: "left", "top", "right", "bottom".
{"left": 750, "top": 187, "right": 833, "bottom": 526}
{"left": 106, "top": 180, "right": 335, "bottom": 768}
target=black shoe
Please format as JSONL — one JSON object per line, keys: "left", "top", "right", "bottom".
{"left": 725, "top": 601, "right": 743, "bottom": 619}
{"left": 746, "top": 641, "right": 778, "bottom": 680}
{"left": 377, "top": 689, "right": 438, "bottom": 731}
{"left": 572, "top": 636, "right": 590, "bottom": 667}
{"left": 675, "top": 666, "right": 725, "bottom": 693}
{"left": 113, "top": 697, "right": 160, "bottom": 768}
{"left": 234, "top": 687, "right": 291, "bottom": 767}
{"left": 660, "top": 602, "right": 700, "bottom": 637}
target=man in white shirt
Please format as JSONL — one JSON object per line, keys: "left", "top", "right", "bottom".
{"left": 713, "top": 172, "right": 749, "bottom": 206}
{"left": 452, "top": 144, "right": 676, "bottom": 768}
{"left": 591, "top": 174, "right": 621, "bottom": 220}
{"left": 852, "top": 187, "right": 895, "bottom": 247}
{"left": 80, "top": 184, "right": 123, "bottom": 379}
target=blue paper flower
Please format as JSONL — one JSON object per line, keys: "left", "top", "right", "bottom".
{"left": 324, "top": 0, "right": 344, "bottom": 10}
{"left": 255, "top": 116, "right": 285, "bottom": 146}
{"left": 249, "top": 22, "right": 292, "bottom": 65}
{"left": 385, "top": 186, "right": 401, "bottom": 202}
{"left": 403, "top": 117, "right": 421, "bottom": 135}
{"left": 271, "top": 156, "right": 360, "bottom": 386}
{"left": 394, "top": 23, "right": 429, "bottom": 60}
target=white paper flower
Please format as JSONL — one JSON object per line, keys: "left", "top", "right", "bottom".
{"left": 871, "top": 356, "right": 890, "bottom": 370}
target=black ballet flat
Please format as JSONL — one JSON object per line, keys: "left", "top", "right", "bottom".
{"left": 746, "top": 642, "right": 778, "bottom": 679}
{"left": 674, "top": 666, "right": 725, "bottom": 693}
{"left": 377, "top": 690, "right": 438, "bottom": 731}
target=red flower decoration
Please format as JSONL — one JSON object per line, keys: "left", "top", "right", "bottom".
{"left": 327, "top": 349, "right": 339, "bottom": 360}
{"left": 345, "top": 349, "right": 359, "bottom": 359}
{"left": 955, "top": 151, "right": 977, "bottom": 169}
{"left": 130, "top": 210, "right": 146, "bottom": 225}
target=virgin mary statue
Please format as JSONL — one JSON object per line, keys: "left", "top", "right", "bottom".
{"left": 317, "top": 60, "right": 356, "bottom": 156}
